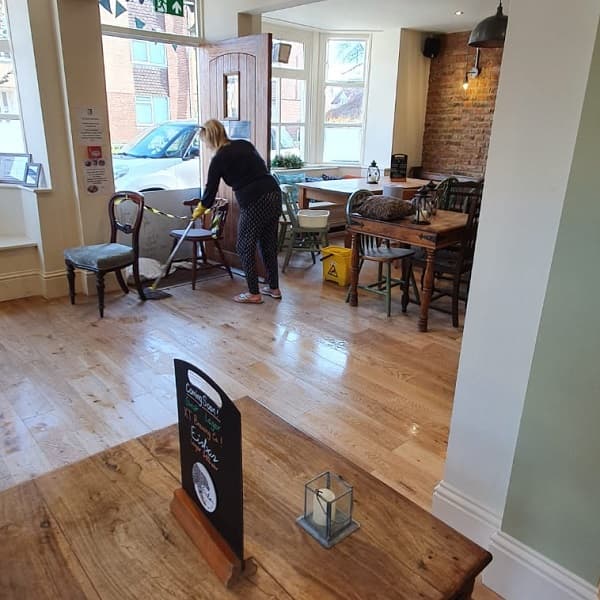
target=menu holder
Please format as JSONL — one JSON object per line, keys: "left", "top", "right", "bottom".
{"left": 390, "top": 153, "right": 408, "bottom": 182}
{"left": 171, "top": 359, "right": 256, "bottom": 587}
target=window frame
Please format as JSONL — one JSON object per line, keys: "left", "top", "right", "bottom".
{"left": 134, "top": 94, "right": 170, "bottom": 126}
{"left": 318, "top": 33, "right": 370, "bottom": 165}
{"left": 131, "top": 39, "right": 167, "bottom": 67}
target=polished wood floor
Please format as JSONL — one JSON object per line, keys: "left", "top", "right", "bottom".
{"left": 0, "top": 255, "right": 501, "bottom": 599}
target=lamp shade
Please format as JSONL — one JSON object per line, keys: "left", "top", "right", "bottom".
{"left": 468, "top": 2, "right": 508, "bottom": 48}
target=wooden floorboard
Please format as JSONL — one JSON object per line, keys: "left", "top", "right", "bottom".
{"left": 0, "top": 257, "right": 502, "bottom": 599}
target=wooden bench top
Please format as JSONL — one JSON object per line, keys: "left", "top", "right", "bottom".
{"left": 0, "top": 396, "right": 491, "bottom": 599}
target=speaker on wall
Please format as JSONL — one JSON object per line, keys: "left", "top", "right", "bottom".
{"left": 423, "top": 37, "right": 441, "bottom": 59}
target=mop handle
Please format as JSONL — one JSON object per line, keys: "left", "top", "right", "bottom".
{"left": 150, "top": 218, "right": 197, "bottom": 290}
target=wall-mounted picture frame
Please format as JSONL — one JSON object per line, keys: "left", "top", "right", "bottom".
{"left": 224, "top": 72, "right": 240, "bottom": 121}
{"left": 24, "top": 162, "right": 42, "bottom": 188}
{"left": 0, "top": 153, "right": 31, "bottom": 184}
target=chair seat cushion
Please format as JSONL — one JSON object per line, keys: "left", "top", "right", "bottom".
{"left": 170, "top": 228, "right": 213, "bottom": 240}
{"left": 363, "top": 247, "right": 414, "bottom": 262}
{"left": 356, "top": 195, "right": 415, "bottom": 221}
{"left": 64, "top": 243, "right": 134, "bottom": 270}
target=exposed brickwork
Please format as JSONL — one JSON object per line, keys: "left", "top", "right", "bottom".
{"left": 421, "top": 32, "right": 503, "bottom": 179}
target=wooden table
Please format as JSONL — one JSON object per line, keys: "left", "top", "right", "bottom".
{"left": 297, "top": 177, "right": 431, "bottom": 228}
{"left": 348, "top": 211, "right": 469, "bottom": 331}
{"left": 1, "top": 397, "right": 491, "bottom": 599}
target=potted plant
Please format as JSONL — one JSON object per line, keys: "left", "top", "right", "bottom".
{"left": 272, "top": 154, "right": 304, "bottom": 169}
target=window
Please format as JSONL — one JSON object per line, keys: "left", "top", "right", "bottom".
{"left": 0, "top": 0, "right": 25, "bottom": 153}
{"left": 135, "top": 95, "right": 169, "bottom": 126}
{"left": 322, "top": 38, "right": 367, "bottom": 163}
{"left": 271, "top": 36, "right": 307, "bottom": 160}
{"left": 100, "top": 0, "right": 201, "bottom": 191}
{"left": 132, "top": 40, "right": 166, "bottom": 66}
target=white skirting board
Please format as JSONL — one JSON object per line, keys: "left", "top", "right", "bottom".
{"left": 433, "top": 480, "right": 599, "bottom": 600}
{"left": 486, "top": 532, "right": 599, "bottom": 600}
{"left": 432, "top": 480, "right": 501, "bottom": 549}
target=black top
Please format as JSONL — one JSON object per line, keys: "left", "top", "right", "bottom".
{"left": 201, "top": 139, "right": 279, "bottom": 209}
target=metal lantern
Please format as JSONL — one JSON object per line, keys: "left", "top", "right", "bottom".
{"left": 367, "top": 160, "right": 380, "bottom": 184}
{"left": 297, "top": 471, "right": 360, "bottom": 548}
{"left": 412, "top": 186, "right": 431, "bottom": 224}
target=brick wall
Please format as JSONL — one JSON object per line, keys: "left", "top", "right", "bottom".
{"left": 421, "top": 32, "right": 503, "bottom": 179}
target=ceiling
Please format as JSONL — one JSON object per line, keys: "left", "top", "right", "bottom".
{"left": 264, "top": 0, "right": 509, "bottom": 33}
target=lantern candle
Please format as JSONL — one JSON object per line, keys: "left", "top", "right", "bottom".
{"left": 312, "top": 488, "right": 336, "bottom": 526}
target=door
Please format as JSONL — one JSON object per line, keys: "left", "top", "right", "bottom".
{"left": 199, "top": 34, "right": 272, "bottom": 272}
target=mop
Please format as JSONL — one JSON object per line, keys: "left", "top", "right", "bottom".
{"left": 143, "top": 208, "right": 209, "bottom": 300}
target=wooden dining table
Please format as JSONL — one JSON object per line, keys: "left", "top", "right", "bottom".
{"left": 348, "top": 210, "right": 469, "bottom": 331}
{"left": 297, "top": 177, "right": 431, "bottom": 228}
{"left": 1, "top": 396, "right": 491, "bottom": 599}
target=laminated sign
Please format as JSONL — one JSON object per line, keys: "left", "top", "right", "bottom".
{"left": 174, "top": 359, "right": 244, "bottom": 560}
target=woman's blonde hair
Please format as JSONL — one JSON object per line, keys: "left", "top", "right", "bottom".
{"left": 199, "top": 119, "right": 230, "bottom": 151}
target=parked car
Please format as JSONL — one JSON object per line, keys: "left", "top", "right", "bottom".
{"left": 112, "top": 121, "right": 298, "bottom": 192}
{"left": 112, "top": 121, "right": 200, "bottom": 192}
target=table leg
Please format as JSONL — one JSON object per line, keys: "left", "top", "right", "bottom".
{"left": 418, "top": 248, "right": 435, "bottom": 332}
{"left": 349, "top": 232, "right": 359, "bottom": 307}
{"left": 299, "top": 187, "right": 309, "bottom": 210}
{"left": 456, "top": 578, "right": 475, "bottom": 600}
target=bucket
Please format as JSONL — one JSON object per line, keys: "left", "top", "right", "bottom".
{"left": 321, "top": 246, "right": 352, "bottom": 287}
{"left": 298, "top": 209, "right": 329, "bottom": 228}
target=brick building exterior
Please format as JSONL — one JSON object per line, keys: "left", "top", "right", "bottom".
{"left": 102, "top": 3, "right": 197, "bottom": 148}
{"left": 421, "top": 31, "right": 503, "bottom": 179}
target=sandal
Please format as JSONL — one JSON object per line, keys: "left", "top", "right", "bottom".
{"left": 260, "top": 286, "right": 282, "bottom": 300}
{"left": 233, "top": 292, "right": 264, "bottom": 304}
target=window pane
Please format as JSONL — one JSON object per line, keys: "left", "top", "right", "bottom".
{"left": 272, "top": 39, "right": 304, "bottom": 70}
{"left": 280, "top": 125, "right": 304, "bottom": 159}
{"left": 153, "top": 96, "right": 169, "bottom": 123}
{"left": 326, "top": 40, "right": 366, "bottom": 82}
{"left": 103, "top": 35, "right": 200, "bottom": 190}
{"left": 323, "top": 127, "right": 361, "bottom": 163}
{"left": 271, "top": 77, "right": 280, "bottom": 123}
{"left": 99, "top": 0, "right": 198, "bottom": 38}
{"left": 270, "top": 126, "right": 279, "bottom": 159}
{"left": 132, "top": 40, "right": 148, "bottom": 63}
{"left": 135, "top": 98, "right": 153, "bottom": 125}
{"left": 324, "top": 86, "right": 364, "bottom": 124}
{"left": 280, "top": 78, "right": 305, "bottom": 124}
{"left": 149, "top": 42, "right": 166, "bottom": 66}
{"left": 0, "top": 0, "right": 25, "bottom": 154}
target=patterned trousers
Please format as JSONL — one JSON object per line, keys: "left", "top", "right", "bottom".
{"left": 237, "top": 189, "right": 282, "bottom": 294}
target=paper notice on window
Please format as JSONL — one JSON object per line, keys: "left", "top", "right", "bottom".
{"left": 83, "top": 158, "right": 109, "bottom": 195}
{"left": 77, "top": 107, "right": 104, "bottom": 145}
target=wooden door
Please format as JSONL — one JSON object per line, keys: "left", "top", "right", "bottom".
{"left": 199, "top": 34, "right": 272, "bottom": 272}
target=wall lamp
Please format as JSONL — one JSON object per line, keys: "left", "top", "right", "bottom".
{"left": 462, "top": 48, "right": 481, "bottom": 90}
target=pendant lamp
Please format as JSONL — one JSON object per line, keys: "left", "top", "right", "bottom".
{"left": 468, "top": 1, "right": 508, "bottom": 48}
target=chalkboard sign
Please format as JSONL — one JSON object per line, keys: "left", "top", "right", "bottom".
{"left": 174, "top": 359, "right": 244, "bottom": 561}
{"left": 390, "top": 153, "right": 408, "bottom": 181}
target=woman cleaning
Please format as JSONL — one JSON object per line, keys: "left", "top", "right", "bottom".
{"left": 195, "top": 119, "right": 282, "bottom": 304}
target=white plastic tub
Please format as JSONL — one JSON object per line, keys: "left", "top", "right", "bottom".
{"left": 298, "top": 209, "right": 330, "bottom": 228}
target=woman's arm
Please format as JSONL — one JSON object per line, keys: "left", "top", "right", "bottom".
{"left": 200, "top": 155, "right": 221, "bottom": 209}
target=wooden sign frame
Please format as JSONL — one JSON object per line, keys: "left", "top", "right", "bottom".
{"left": 171, "top": 359, "right": 255, "bottom": 587}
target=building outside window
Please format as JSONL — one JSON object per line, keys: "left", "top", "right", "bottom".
{"left": 131, "top": 40, "right": 167, "bottom": 66}
{"left": 0, "top": 0, "right": 25, "bottom": 153}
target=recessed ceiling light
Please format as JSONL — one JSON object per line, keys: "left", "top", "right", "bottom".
{"left": 455, "top": 10, "right": 464, "bottom": 15}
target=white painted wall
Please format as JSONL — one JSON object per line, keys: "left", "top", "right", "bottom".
{"left": 434, "top": 0, "right": 600, "bottom": 541}
{"left": 392, "top": 28, "right": 429, "bottom": 171}
{"left": 363, "top": 29, "right": 401, "bottom": 169}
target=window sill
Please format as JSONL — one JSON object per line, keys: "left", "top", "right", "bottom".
{"left": 0, "top": 236, "right": 37, "bottom": 251}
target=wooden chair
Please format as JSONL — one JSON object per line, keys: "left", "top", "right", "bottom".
{"left": 412, "top": 180, "right": 484, "bottom": 327}
{"left": 64, "top": 191, "right": 146, "bottom": 318}
{"left": 281, "top": 187, "right": 329, "bottom": 273}
{"left": 345, "top": 189, "right": 415, "bottom": 317}
{"left": 277, "top": 184, "right": 294, "bottom": 251}
{"left": 167, "top": 198, "right": 233, "bottom": 290}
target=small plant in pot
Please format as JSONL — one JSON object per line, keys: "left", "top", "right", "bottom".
{"left": 272, "top": 154, "right": 304, "bottom": 169}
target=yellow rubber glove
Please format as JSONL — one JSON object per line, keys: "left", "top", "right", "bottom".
{"left": 192, "top": 202, "right": 208, "bottom": 220}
